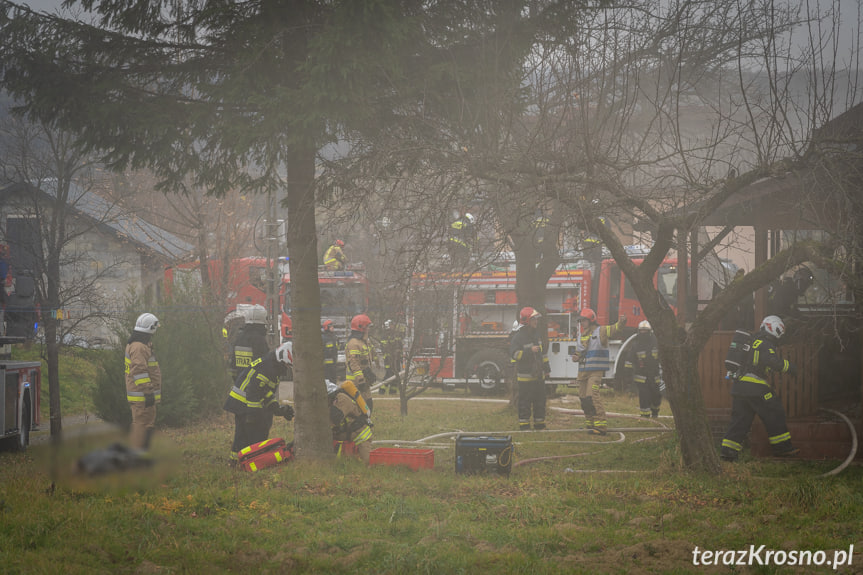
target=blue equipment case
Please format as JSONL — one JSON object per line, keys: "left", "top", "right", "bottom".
{"left": 455, "top": 434, "right": 513, "bottom": 476}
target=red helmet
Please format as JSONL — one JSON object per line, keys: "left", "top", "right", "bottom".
{"left": 578, "top": 308, "right": 597, "bottom": 323}
{"left": 350, "top": 314, "right": 373, "bottom": 332}
{"left": 519, "top": 307, "right": 541, "bottom": 325}
{"left": 335, "top": 239, "right": 345, "bottom": 247}
{"left": 322, "top": 320, "right": 334, "bottom": 332}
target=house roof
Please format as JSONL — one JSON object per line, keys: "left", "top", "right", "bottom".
{"left": 1, "top": 179, "right": 193, "bottom": 260}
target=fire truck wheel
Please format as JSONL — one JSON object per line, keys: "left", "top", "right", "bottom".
{"left": 468, "top": 350, "right": 508, "bottom": 396}
{"left": 18, "top": 389, "right": 32, "bottom": 451}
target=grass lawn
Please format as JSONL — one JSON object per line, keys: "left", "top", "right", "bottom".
{"left": 2, "top": 386, "right": 862, "bottom": 574}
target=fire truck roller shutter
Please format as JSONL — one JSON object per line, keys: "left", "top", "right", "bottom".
{"left": 467, "top": 349, "right": 509, "bottom": 396}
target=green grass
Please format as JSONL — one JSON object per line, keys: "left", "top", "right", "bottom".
{"left": 2, "top": 383, "right": 862, "bottom": 574}
{"left": 9, "top": 344, "right": 102, "bottom": 416}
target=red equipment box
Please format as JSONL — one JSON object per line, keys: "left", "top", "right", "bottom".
{"left": 369, "top": 447, "right": 435, "bottom": 471}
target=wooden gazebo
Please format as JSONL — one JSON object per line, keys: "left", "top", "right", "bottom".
{"left": 689, "top": 105, "right": 863, "bottom": 460}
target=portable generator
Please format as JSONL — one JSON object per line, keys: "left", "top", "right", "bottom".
{"left": 454, "top": 434, "right": 513, "bottom": 476}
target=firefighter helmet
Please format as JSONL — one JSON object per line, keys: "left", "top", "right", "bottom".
{"left": 275, "top": 341, "right": 293, "bottom": 366}
{"left": 322, "top": 319, "right": 334, "bottom": 332}
{"left": 638, "top": 320, "right": 652, "bottom": 331}
{"left": 384, "top": 319, "right": 393, "bottom": 329}
{"left": 578, "top": 308, "right": 597, "bottom": 323}
{"left": 519, "top": 307, "right": 541, "bottom": 325}
{"left": 760, "top": 315, "right": 786, "bottom": 340}
{"left": 350, "top": 314, "right": 373, "bottom": 332}
{"left": 335, "top": 239, "right": 345, "bottom": 247}
{"left": 245, "top": 304, "right": 267, "bottom": 325}
{"left": 134, "top": 313, "right": 160, "bottom": 334}
{"left": 464, "top": 213, "right": 476, "bottom": 224}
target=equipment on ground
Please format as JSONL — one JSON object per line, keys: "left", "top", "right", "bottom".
{"left": 455, "top": 434, "right": 513, "bottom": 476}
{"left": 238, "top": 437, "right": 294, "bottom": 472}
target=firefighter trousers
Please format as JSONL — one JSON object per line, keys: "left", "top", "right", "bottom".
{"left": 517, "top": 379, "right": 547, "bottom": 430}
{"left": 636, "top": 376, "right": 662, "bottom": 417}
{"left": 721, "top": 391, "right": 794, "bottom": 460}
{"left": 129, "top": 402, "right": 156, "bottom": 451}
{"left": 576, "top": 370, "right": 606, "bottom": 429}
{"left": 231, "top": 411, "right": 274, "bottom": 459}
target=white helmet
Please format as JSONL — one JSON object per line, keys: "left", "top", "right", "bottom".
{"left": 465, "top": 213, "right": 476, "bottom": 224}
{"left": 638, "top": 320, "right": 651, "bottom": 331}
{"left": 275, "top": 341, "right": 293, "bottom": 366}
{"left": 760, "top": 315, "right": 785, "bottom": 339}
{"left": 245, "top": 304, "right": 267, "bottom": 325}
{"left": 134, "top": 313, "right": 160, "bottom": 334}
{"left": 384, "top": 319, "right": 393, "bottom": 330}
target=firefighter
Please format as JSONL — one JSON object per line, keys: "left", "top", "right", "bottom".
{"left": 573, "top": 308, "right": 626, "bottom": 435}
{"left": 231, "top": 304, "right": 270, "bottom": 380}
{"left": 510, "top": 307, "right": 550, "bottom": 431}
{"left": 378, "top": 319, "right": 404, "bottom": 395}
{"left": 125, "top": 313, "right": 162, "bottom": 452}
{"left": 624, "top": 320, "right": 662, "bottom": 418}
{"left": 447, "top": 212, "right": 475, "bottom": 268}
{"left": 323, "top": 239, "right": 347, "bottom": 271}
{"left": 327, "top": 380, "right": 374, "bottom": 463}
{"left": 345, "top": 313, "right": 376, "bottom": 410}
{"left": 224, "top": 341, "right": 295, "bottom": 461}
{"left": 720, "top": 315, "right": 799, "bottom": 462}
{"left": 322, "top": 319, "right": 340, "bottom": 384}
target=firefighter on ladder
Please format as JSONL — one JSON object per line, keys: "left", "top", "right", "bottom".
{"left": 447, "top": 212, "right": 475, "bottom": 268}
{"left": 720, "top": 315, "right": 799, "bottom": 461}
{"left": 125, "top": 313, "right": 162, "bottom": 453}
{"left": 324, "top": 239, "right": 347, "bottom": 271}
{"left": 223, "top": 342, "right": 295, "bottom": 462}
{"left": 510, "top": 307, "right": 550, "bottom": 431}
{"left": 573, "top": 308, "right": 626, "bottom": 435}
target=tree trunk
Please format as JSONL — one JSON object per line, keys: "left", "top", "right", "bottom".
{"left": 45, "top": 316, "right": 62, "bottom": 443}
{"left": 659, "top": 338, "right": 722, "bottom": 474}
{"left": 284, "top": 144, "right": 334, "bottom": 460}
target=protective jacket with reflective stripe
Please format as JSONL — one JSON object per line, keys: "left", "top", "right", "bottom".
{"left": 509, "top": 324, "right": 549, "bottom": 382}
{"left": 731, "top": 331, "right": 793, "bottom": 397}
{"left": 224, "top": 351, "right": 282, "bottom": 415}
{"left": 322, "top": 331, "right": 339, "bottom": 366}
{"left": 576, "top": 319, "right": 624, "bottom": 372}
{"left": 125, "top": 340, "right": 161, "bottom": 403}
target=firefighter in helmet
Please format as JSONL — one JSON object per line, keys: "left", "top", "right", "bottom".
{"left": 345, "top": 314, "right": 376, "bottom": 410}
{"left": 721, "top": 315, "right": 798, "bottom": 461}
{"left": 322, "top": 319, "right": 340, "bottom": 384}
{"left": 324, "top": 239, "right": 347, "bottom": 271}
{"left": 573, "top": 308, "right": 626, "bottom": 435}
{"left": 623, "top": 320, "right": 663, "bottom": 418}
{"left": 125, "top": 313, "right": 162, "bottom": 452}
{"left": 230, "top": 304, "right": 270, "bottom": 380}
{"left": 510, "top": 307, "right": 550, "bottom": 430}
{"left": 447, "top": 212, "right": 476, "bottom": 268}
{"left": 224, "top": 341, "right": 295, "bottom": 461}
{"left": 327, "top": 380, "right": 373, "bottom": 463}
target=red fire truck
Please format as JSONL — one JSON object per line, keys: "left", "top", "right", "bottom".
{"left": 278, "top": 265, "right": 371, "bottom": 343}
{"left": 407, "top": 251, "right": 681, "bottom": 394}
{"left": 0, "top": 330, "right": 41, "bottom": 450}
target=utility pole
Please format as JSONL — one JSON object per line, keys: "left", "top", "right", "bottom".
{"left": 265, "top": 190, "right": 280, "bottom": 349}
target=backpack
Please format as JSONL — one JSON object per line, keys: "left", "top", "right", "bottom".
{"left": 724, "top": 330, "right": 752, "bottom": 380}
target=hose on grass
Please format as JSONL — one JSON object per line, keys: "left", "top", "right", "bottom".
{"left": 818, "top": 408, "right": 858, "bottom": 477}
